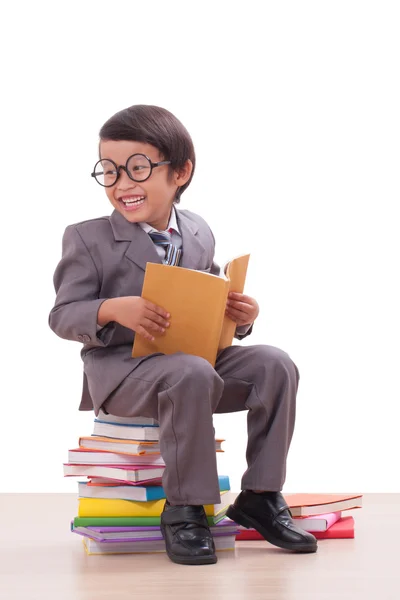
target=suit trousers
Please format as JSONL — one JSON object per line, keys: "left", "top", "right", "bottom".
{"left": 102, "top": 344, "right": 299, "bottom": 505}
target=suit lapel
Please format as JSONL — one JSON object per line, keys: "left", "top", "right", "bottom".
{"left": 110, "top": 210, "right": 161, "bottom": 272}
{"left": 109, "top": 207, "right": 207, "bottom": 272}
{"left": 176, "top": 209, "right": 206, "bottom": 270}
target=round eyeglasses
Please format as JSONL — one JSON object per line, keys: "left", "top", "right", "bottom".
{"left": 91, "top": 153, "right": 172, "bottom": 187}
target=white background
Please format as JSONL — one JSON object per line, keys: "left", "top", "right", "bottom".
{"left": 1, "top": 1, "right": 399, "bottom": 493}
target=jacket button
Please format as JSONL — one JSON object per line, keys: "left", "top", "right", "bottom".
{"left": 82, "top": 335, "right": 91, "bottom": 343}
{"left": 78, "top": 335, "right": 84, "bottom": 342}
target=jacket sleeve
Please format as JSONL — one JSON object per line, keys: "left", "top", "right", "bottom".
{"left": 234, "top": 323, "right": 253, "bottom": 340}
{"left": 48, "top": 225, "right": 116, "bottom": 346}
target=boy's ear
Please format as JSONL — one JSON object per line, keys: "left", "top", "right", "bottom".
{"left": 173, "top": 159, "right": 193, "bottom": 186}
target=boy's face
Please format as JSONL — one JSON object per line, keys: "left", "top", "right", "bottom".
{"left": 99, "top": 140, "right": 190, "bottom": 231}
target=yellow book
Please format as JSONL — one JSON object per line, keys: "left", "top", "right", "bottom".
{"left": 132, "top": 254, "right": 250, "bottom": 366}
{"left": 78, "top": 491, "right": 234, "bottom": 518}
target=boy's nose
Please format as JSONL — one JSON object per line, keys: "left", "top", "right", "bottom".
{"left": 116, "top": 166, "right": 136, "bottom": 188}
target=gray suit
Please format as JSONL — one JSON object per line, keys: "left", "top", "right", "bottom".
{"left": 49, "top": 208, "right": 299, "bottom": 504}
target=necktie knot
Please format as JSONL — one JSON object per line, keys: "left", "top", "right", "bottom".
{"left": 149, "top": 230, "right": 173, "bottom": 245}
{"left": 149, "top": 230, "right": 182, "bottom": 266}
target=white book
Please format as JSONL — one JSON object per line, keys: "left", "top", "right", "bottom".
{"left": 97, "top": 409, "right": 158, "bottom": 426}
{"left": 83, "top": 535, "right": 237, "bottom": 555}
{"left": 68, "top": 449, "right": 165, "bottom": 466}
{"left": 92, "top": 420, "right": 160, "bottom": 441}
{"left": 293, "top": 512, "right": 343, "bottom": 532}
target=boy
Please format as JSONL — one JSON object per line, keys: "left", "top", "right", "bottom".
{"left": 49, "top": 104, "right": 317, "bottom": 565}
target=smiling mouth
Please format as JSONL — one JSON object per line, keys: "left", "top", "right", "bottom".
{"left": 119, "top": 195, "right": 146, "bottom": 207}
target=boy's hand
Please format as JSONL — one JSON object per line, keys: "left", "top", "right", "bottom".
{"left": 108, "top": 296, "right": 170, "bottom": 342}
{"left": 225, "top": 292, "right": 259, "bottom": 327}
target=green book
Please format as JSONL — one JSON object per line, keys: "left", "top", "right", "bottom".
{"left": 73, "top": 510, "right": 228, "bottom": 528}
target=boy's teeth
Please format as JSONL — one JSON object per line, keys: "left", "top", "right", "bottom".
{"left": 122, "top": 196, "right": 145, "bottom": 204}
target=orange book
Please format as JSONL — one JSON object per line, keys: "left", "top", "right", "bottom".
{"left": 132, "top": 254, "right": 250, "bottom": 366}
{"left": 78, "top": 436, "right": 224, "bottom": 456}
{"left": 78, "top": 436, "right": 160, "bottom": 456}
{"left": 282, "top": 493, "right": 363, "bottom": 517}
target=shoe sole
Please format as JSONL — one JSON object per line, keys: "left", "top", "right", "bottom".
{"left": 160, "top": 523, "right": 218, "bottom": 565}
{"left": 226, "top": 505, "right": 318, "bottom": 553}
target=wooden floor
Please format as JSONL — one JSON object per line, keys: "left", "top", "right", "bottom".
{"left": 0, "top": 494, "right": 399, "bottom": 600}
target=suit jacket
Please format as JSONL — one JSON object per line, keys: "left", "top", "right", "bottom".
{"left": 49, "top": 208, "right": 253, "bottom": 414}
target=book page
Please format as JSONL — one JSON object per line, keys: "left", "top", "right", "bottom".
{"left": 132, "top": 263, "right": 229, "bottom": 366}
{"left": 218, "top": 254, "right": 250, "bottom": 350}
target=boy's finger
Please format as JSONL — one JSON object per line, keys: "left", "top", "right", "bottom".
{"left": 227, "top": 299, "right": 253, "bottom": 313}
{"left": 229, "top": 292, "right": 254, "bottom": 305}
{"left": 144, "top": 308, "right": 170, "bottom": 328}
{"left": 143, "top": 318, "right": 166, "bottom": 333}
{"left": 226, "top": 306, "right": 249, "bottom": 320}
{"left": 137, "top": 325, "right": 155, "bottom": 342}
{"left": 145, "top": 300, "right": 170, "bottom": 319}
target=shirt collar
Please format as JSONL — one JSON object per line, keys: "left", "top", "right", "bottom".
{"left": 138, "top": 206, "right": 181, "bottom": 236}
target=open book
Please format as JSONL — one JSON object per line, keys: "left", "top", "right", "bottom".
{"left": 132, "top": 254, "right": 250, "bottom": 366}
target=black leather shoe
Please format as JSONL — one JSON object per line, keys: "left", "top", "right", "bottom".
{"left": 226, "top": 490, "right": 318, "bottom": 553}
{"left": 160, "top": 501, "right": 217, "bottom": 565}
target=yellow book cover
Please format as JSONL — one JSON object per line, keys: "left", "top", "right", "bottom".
{"left": 78, "top": 491, "right": 233, "bottom": 518}
{"left": 132, "top": 254, "right": 250, "bottom": 366}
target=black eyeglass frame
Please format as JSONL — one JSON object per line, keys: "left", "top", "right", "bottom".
{"left": 91, "top": 153, "right": 172, "bottom": 187}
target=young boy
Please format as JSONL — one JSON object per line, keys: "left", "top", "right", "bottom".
{"left": 49, "top": 104, "right": 317, "bottom": 565}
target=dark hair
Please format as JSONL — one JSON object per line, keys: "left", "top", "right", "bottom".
{"left": 99, "top": 105, "right": 195, "bottom": 203}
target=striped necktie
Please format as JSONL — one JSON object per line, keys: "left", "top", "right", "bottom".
{"left": 149, "top": 230, "right": 182, "bottom": 266}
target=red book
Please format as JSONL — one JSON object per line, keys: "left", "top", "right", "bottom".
{"left": 236, "top": 516, "right": 355, "bottom": 541}
{"left": 236, "top": 529, "right": 264, "bottom": 541}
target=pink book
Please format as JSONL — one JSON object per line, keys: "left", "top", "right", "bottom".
{"left": 63, "top": 463, "right": 164, "bottom": 484}
{"left": 87, "top": 477, "right": 163, "bottom": 487}
{"left": 295, "top": 511, "right": 342, "bottom": 532}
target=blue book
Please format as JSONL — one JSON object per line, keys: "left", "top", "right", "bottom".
{"left": 146, "top": 475, "right": 230, "bottom": 499}
{"left": 78, "top": 475, "right": 230, "bottom": 502}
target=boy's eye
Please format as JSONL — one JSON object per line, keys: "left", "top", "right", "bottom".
{"left": 131, "top": 165, "right": 147, "bottom": 172}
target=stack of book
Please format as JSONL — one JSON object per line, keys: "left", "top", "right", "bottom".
{"left": 64, "top": 410, "right": 239, "bottom": 555}
{"left": 235, "top": 493, "right": 363, "bottom": 541}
